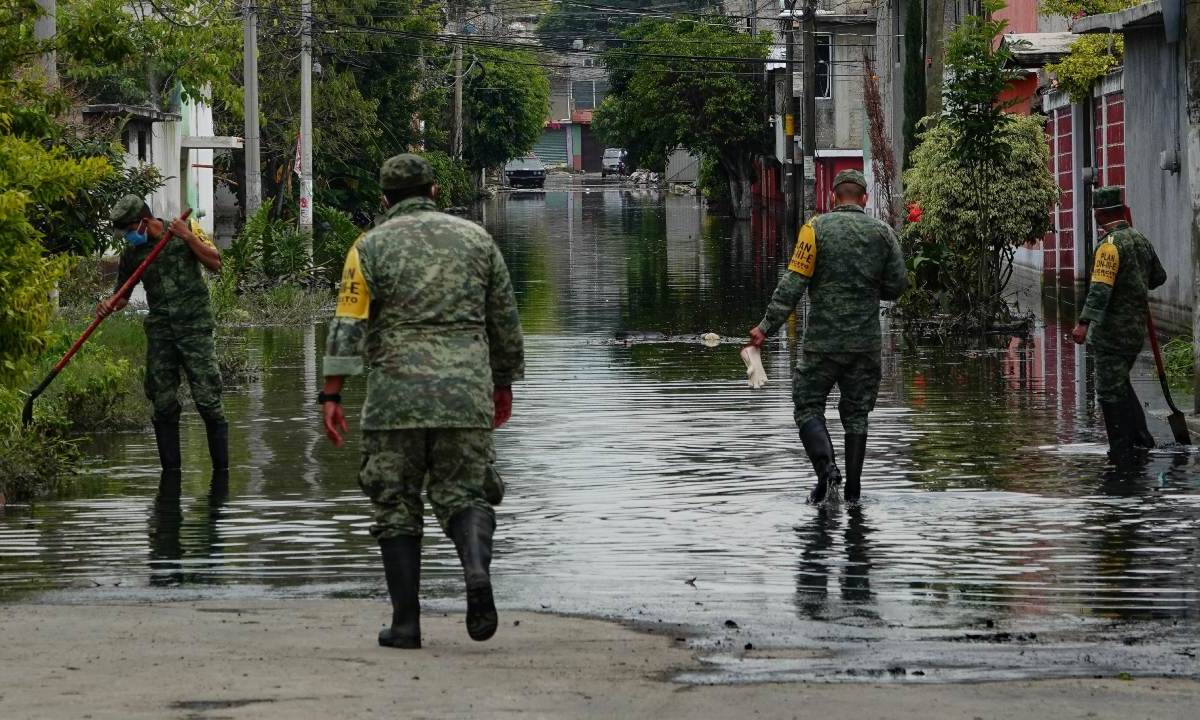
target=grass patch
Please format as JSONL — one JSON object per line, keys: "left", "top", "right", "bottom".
{"left": 1164, "top": 337, "right": 1191, "bottom": 380}
{"left": 213, "top": 278, "right": 334, "bottom": 326}
{"left": 0, "top": 425, "right": 80, "bottom": 504}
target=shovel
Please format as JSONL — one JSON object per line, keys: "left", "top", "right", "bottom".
{"left": 21, "top": 208, "right": 192, "bottom": 427}
{"left": 1145, "top": 312, "right": 1191, "bottom": 445}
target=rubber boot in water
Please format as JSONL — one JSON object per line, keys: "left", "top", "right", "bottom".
{"left": 377, "top": 536, "right": 422, "bottom": 649}
{"left": 448, "top": 508, "right": 498, "bottom": 641}
{"left": 799, "top": 417, "right": 842, "bottom": 505}
{"left": 1099, "top": 400, "right": 1140, "bottom": 468}
{"left": 153, "top": 419, "right": 182, "bottom": 499}
{"left": 201, "top": 415, "right": 226, "bottom": 477}
{"left": 157, "top": 468, "right": 182, "bottom": 501}
{"left": 843, "top": 433, "right": 867, "bottom": 504}
{"left": 1124, "top": 383, "right": 1156, "bottom": 450}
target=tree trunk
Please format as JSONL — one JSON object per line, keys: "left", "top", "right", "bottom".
{"left": 720, "top": 153, "right": 754, "bottom": 220}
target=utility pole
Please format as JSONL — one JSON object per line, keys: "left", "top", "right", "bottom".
{"left": 749, "top": 0, "right": 757, "bottom": 36}
{"left": 243, "top": 1, "right": 262, "bottom": 216}
{"left": 783, "top": 2, "right": 796, "bottom": 225}
{"left": 452, "top": 2, "right": 464, "bottom": 160}
{"left": 34, "top": 0, "right": 57, "bottom": 88}
{"left": 925, "top": 0, "right": 946, "bottom": 117}
{"left": 799, "top": 0, "right": 817, "bottom": 224}
{"left": 299, "top": 0, "right": 314, "bottom": 245}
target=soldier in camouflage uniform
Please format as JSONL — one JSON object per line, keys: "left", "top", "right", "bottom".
{"left": 320, "top": 153, "right": 524, "bottom": 649}
{"left": 97, "top": 195, "right": 227, "bottom": 497}
{"left": 1071, "top": 186, "right": 1166, "bottom": 464}
{"left": 748, "top": 170, "right": 907, "bottom": 504}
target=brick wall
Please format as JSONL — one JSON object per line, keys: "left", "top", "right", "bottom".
{"left": 1044, "top": 105, "right": 1074, "bottom": 280}
{"left": 1093, "top": 91, "right": 1125, "bottom": 188}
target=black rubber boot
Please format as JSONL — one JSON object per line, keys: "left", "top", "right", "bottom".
{"left": 204, "top": 417, "right": 229, "bottom": 474}
{"left": 843, "top": 433, "right": 867, "bottom": 504}
{"left": 448, "top": 508, "right": 498, "bottom": 641}
{"left": 377, "top": 536, "right": 422, "bottom": 649}
{"left": 1100, "top": 400, "right": 1139, "bottom": 468}
{"left": 1124, "top": 383, "right": 1156, "bottom": 450}
{"left": 157, "top": 468, "right": 182, "bottom": 501}
{"left": 153, "top": 418, "right": 182, "bottom": 473}
{"left": 799, "top": 417, "right": 842, "bottom": 505}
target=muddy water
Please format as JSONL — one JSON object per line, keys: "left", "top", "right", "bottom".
{"left": 2, "top": 187, "right": 1198, "bottom": 681}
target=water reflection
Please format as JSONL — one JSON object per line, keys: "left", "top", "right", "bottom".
{"left": 1, "top": 190, "right": 1198, "bottom": 674}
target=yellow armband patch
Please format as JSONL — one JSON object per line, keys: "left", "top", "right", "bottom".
{"left": 787, "top": 222, "right": 817, "bottom": 277}
{"left": 335, "top": 244, "right": 370, "bottom": 319}
{"left": 190, "top": 219, "right": 216, "bottom": 249}
{"left": 1091, "top": 240, "right": 1119, "bottom": 286}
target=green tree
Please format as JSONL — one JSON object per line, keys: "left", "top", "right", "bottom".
{"left": 594, "top": 17, "right": 771, "bottom": 219}
{"left": 901, "top": 1, "right": 1057, "bottom": 330}
{"left": 463, "top": 47, "right": 551, "bottom": 174}
{"left": 1038, "top": 0, "right": 1135, "bottom": 103}
{"left": 1, "top": 1, "right": 113, "bottom": 386}
{"left": 536, "top": 0, "right": 717, "bottom": 44}
{"left": 57, "top": 0, "right": 242, "bottom": 110}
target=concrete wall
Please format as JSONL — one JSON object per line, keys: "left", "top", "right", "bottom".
{"left": 1123, "top": 28, "right": 1193, "bottom": 332}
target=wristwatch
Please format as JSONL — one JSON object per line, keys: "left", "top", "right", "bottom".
{"left": 317, "top": 391, "right": 342, "bottom": 405}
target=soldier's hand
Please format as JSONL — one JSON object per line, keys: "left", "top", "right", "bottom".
{"left": 493, "top": 386, "right": 513, "bottom": 428}
{"left": 168, "top": 217, "right": 194, "bottom": 242}
{"left": 1071, "top": 322, "right": 1089, "bottom": 345}
{"left": 748, "top": 327, "right": 766, "bottom": 348}
{"left": 96, "top": 297, "right": 113, "bottom": 319}
{"left": 323, "top": 402, "right": 348, "bottom": 447}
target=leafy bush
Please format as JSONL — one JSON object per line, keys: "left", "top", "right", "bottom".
{"left": 424, "top": 150, "right": 475, "bottom": 208}
{"left": 901, "top": 116, "right": 1057, "bottom": 329}
{"left": 1164, "top": 337, "right": 1193, "bottom": 384}
{"left": 216, "top": 334, "right": 260, "bottom": 386}
{"left": 0, "top": 425, "right": 80, "bottom": 503}
{"left": 314, "top": 205, "right": 361, "bottom": 283}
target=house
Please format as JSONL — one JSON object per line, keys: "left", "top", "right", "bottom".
{"left": 770, "top": 1, "right": 876, "bottom": 213}
{"left": 82, "top": 99, "right": 225, "bottom": 242}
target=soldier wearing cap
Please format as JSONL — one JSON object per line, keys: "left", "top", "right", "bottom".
{"left": 747, "top": 169, "right": 907, "bottom": 504}
{"left": 320, "top": 153, "right": 524, "bottom": 649}
{"left": 97, "top": 195, "right": 226, "bottom": 495}
{"left": 1071, "top": 186, "right": 1166, "bottom": 464}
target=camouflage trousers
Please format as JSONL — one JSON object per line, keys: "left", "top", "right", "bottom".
{"left": 145, "top": 331, "right": 225, "bottom": 424}
{"left": 793, "top": 351, "right": 882, "bottom": 435}
{"left": 1094, "top": 351, "right": 1139, "bottom": 403}
{"left": 358, "top": 429, "right": 495, "bottom": 539}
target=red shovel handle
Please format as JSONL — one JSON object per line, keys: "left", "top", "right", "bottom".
{"left": 51, "top": 208, "right": 193, "bottom": 374}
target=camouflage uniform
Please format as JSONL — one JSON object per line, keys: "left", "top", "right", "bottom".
{"left": 110, "top": 197, "right": 224, "bottom": 426}
{"left": 756, "top": 184, "right": 907, "bottom": 434}
{"left": 1079, "top": 222, "right": 1167, "bottom": 403}
{"left": 323, "top": 159, "right": 525, "bottom": 539}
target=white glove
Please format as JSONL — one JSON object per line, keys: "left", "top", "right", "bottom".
{"left": 740, "top": 345, "right": 768, "bottom": 389}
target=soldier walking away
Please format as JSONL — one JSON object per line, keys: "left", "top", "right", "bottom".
{"left": 1071, "top": 186, "right": 1167, "bottom": 466}
{"left": 319, "top": 154, "right": 525, "bottom": 649}
{"left": 96, "top": 195, "right": 227, "bottom": 497}
{"left": 747, "top": 170, "right": 907, "bottom": 505}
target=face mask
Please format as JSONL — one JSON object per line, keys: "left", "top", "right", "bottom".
{"left": 124, "top": 228, "right": 149, "bottom": 247}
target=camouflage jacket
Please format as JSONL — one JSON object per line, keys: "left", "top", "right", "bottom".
{"left": 322, "top": 196, "right": 525, "bottom": 430}
{"left": 114, "top": 220, "right": 216, "bottom": 337}
{"left": 756, "top": 204, "right": 907, "bottom": 354}
{"left": 1080, "top": 221, "right": 1167, "bottom": 356}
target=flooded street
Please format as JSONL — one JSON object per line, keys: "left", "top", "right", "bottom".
{"left": 2, "top": 187, "right": 1198, "bottom": 682}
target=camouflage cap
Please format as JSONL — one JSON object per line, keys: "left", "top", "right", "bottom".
{"left": 110, "top": 194, "right": 147, "bottom": 227}
{"left": 833, "top": 169, "right": 867, "bottom": 191}
{"left": 1093, "top": 186, "right": 1124, "bottom": 211}
{"left": 380, "top": 153, "right": 436, "bottom": 191}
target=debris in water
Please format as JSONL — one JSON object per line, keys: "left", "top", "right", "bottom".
{"left": 744, "top": 642, "right": 754, "bottom": 651}
{"left": 701, "top": 332, "right": 720, "bottom": 347}
{"left": 684, "top": 577, "right": 696, "bottom": 586}
{"left": 724, "top": 619, "right": 739, "bottom": 629}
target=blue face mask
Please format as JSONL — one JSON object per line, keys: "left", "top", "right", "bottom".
{"left": 124, "top": 228, "right": 149, "bottom": 247}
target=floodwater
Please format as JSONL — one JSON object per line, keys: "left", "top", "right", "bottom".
{"left": 2, "top": 183, "right": 1199, "bottom": 683}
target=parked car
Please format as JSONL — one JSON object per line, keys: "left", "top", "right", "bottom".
{"left": 602, "top": 148, "right": 627, "bottom": 177}
{"left": 504, "top": 156, "right": 546, "bottom": 188}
